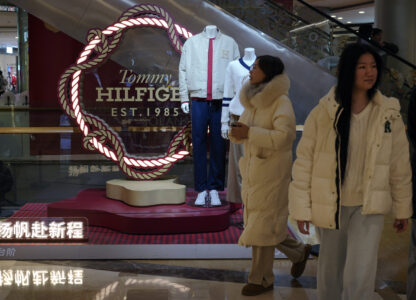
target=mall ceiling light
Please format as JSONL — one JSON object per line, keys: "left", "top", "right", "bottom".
{"left": 358, "top": 11, "right": 365, "bottom": 14}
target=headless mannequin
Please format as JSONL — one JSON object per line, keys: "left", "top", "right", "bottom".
{"left": 220, "top": 47, "right": 255, "bottom": 207}
{"left": 181, "top": 25, "right": 218, "bottom": 114}
{"left": 221, "top": 47, "right": 256, "bottom": 139}
{"left": 242, "top": 47, "right": 256, "bottom": 67}
{"left": 180, "top": 25, "right": 223, "bottom": 206}
{"left": 205, "top": 24, "right": 218, "bottom": 38}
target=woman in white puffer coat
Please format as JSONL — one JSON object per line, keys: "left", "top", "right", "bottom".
{"left": 230, "top": 55, "right": 311, "bottom": 297}
{"left": 289, "top": 43, "right": 412, "bottom": 300}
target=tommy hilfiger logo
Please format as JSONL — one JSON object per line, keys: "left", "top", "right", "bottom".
{"left": 384, "top": 121, "right": 391, "bottom": 133}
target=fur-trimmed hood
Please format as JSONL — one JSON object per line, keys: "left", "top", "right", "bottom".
{"left": 240, "top": 74, "right": 290, "bottom": 110}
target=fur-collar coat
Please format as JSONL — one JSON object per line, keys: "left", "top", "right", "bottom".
{"left": 230, "top": 74, "right": 296, "bottom": 246}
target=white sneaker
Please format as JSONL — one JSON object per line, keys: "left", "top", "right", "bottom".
{"left": 194, "top": 191, "right": 207, "bottom": 206}
{"left": 209, "top": 190, "right": 221, "bottom": 206}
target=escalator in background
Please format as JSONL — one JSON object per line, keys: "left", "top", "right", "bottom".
{"left": 8, "top": 0, "right": 336, "bottom": 125}
{"left": 210, "top": 0, "right": 416, "bottom": 119}
{"left": 6, "top": 0, "right": 416, "bottom": 120}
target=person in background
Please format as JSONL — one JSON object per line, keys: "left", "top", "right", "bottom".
{"left": 371, "top": 28, "right": 399, "bottom": 54}
{"left": 289, "top": 43, "right": 412, "bottom": 300}
{"left": 0, "top": 71, "right": 7, "bottom": 96}
{"left": 371, "top": 28, "right": 384, "bottom": 47}
{"left": 407, "top": 87, "right": 416, "bottom": 300}
{"left": 10, "top": 73, "right": 17, "bottom": 93}
{"left": 358, "top": 24, "right": 373, "bottom": 41}
{"left": 229, "top": 55, "right": 311, "bottom": 297}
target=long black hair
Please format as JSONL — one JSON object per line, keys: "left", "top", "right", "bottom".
{"left": 256, "top": 55, "right": 285, "bottom": 84}
{"left": 335, "top": 43, "right": 383, "bottom": 183}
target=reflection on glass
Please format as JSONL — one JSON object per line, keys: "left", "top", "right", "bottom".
{"left": 81, "top": 26, "right": 189, "bottom": 156}
{"left": 94, "top": 277, "right": 190, "bottom": 300}
{"left": 0, "top": 269, "right": 84, "bottom": 287}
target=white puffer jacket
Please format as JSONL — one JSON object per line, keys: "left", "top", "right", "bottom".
{"left": 289, "top": 87, "right": 412, "bottom": 229}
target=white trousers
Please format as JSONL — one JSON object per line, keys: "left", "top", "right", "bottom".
{"left": 317, "top": 206, "right": 384, "bottom": 300}
{"left": 408, "top": 219, "right": 416, "bottom": 300}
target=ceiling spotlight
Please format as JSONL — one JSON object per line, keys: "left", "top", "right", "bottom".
{"left": 331, "top": 15, "right": 336, "bottom": 18}
{"left": 347, "top": 21, "right": 352, "bottom": 24}
{"left": 337, "top": 17, "right": 343, "bottom": 20}
{"left": 358, "top": 11, "right": 365, "bottom": 14}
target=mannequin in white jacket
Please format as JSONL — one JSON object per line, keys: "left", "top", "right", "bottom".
{"left": 179, "top": 25, "right": 240, "bottom": 206}
{"left": 221, "top": 48, "right": 256, "bottom": 207}
{"left": 180, "top": 25, "right": 218, "bottom": 114}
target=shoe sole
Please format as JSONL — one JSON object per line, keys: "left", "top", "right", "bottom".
{"left": 241, "top": 285, "right": 273, "bottom": 296}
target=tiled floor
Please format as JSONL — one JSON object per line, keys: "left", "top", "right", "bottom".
{"left": 0, "top": 258, "right": 408, "bottom": 300}
{"left": 0, "top": 215, "right": 411, "bottom": 299}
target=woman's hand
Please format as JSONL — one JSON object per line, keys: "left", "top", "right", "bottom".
{"left": 393, "top": 218, "right": 408, "bottom": 233}
{"left": 297, "top": 221, "right": 311, "bottom": 235}
{"left": 229, "top": 122, "right": 249, "bottom": 139}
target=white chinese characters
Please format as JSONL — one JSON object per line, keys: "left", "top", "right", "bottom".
{"left": 0, "top": 269, "right": 84, "bottom": 287}
{"left": 0, "top": 220, "right": 85, "bottom": 240}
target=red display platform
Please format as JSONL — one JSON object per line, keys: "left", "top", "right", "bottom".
{"left": 47, "top": 188, "right": 232, "bottom": 234}
{"left": 12, "top": 203, "right": 243, "bottom": 245}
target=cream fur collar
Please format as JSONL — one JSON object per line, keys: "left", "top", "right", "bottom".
{"left": 240, "top": 74, "right": 290, "bottom": 110}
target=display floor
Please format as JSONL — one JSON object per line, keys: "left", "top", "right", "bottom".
{"left": 46, "top": 188, "right": 231, "bottom": 234}
{"left": 4, "top": 191, "right": 296, "bottom": 259}
{"left": 13, "top": 202, "right": 243, "bottom": 244}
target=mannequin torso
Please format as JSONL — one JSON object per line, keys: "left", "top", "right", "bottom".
{"left": 221, "top": 47, "right": 256, "bottom": 134}
{"left": 180, "top": 25, "right": 219, "bottom": 114}
{"left": 227, "top": 48, "right": 256, "bottom": 116}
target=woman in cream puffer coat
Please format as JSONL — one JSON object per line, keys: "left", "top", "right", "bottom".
{"left": 230, "top": 55, "right": 310, "bottom": 297}
{"left": 289, "top": 43, "right": 412, "bottom": 300}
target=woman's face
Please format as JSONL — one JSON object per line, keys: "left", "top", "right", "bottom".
{"left": 249, "top": 60, "right": 266, "bottom": 84}
{"left": 354, "top": 53, "right": 378, "bottom": 92}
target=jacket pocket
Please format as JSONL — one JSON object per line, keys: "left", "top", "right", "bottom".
{"left": 248, "top": 155, "right": 279, "bottom": 184}
{"left": 377, "top": 132, "right": 392, "bottom": 165}
{"left": 311, "top": 177, "right": 335, "bottom": 204}
{"left": 312, "top": 152, "right": 336, "bottom": 179}
{"left": 366, "top": 190, "right": 392, "bottom": 215}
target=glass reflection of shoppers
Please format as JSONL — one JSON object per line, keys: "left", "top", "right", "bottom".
{"left": 407, "top": 87, "right": 416, "bottom": 300}
{"left": 229, "top": 55, "right": 311, "bottom": 297}
{"left": 371, "top": 28, "right": 399, "bottom": 54}
{"left": 289, "top": 43, "right": 412, "bottom": 300}
{"left": 0, "top": 71, "right": 7, "bottom": 96}
{"left": 10, "top": 73, "right": 17, "bottom": 93}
